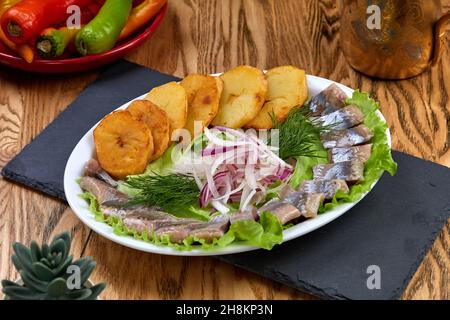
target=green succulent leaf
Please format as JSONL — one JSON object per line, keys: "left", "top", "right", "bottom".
{"left": 46, "top": 278, "right": 68, "bottom": 298}
{"left": 51, "top": 232, "right": 71, "bottom": 261}
{"left": 53, "top": 252, "right": 63, "bottom": 266}
{"left": 30, "top": 241, "right": 41, "bottom": 262}
{"left": 52, "top": 255, "right": 74, "bottom": 278}
{"left": 80, "top": 261, "right": 96, "bottom": 285}
{"left": 3, "top": 231, "right": 104, "bottom": 300}
{"left": 50, "top": 239, "right": 68, "bottom": 258}
{"left": 64, "top": 288, "right": 92, "bottom": 300}
{"left": 3, "top": 285, "right": 45, "bottom": 300}
{"left": 69, "top": 257, "right": 96, "bottom": 284}
{"left": 86, "top": 283, "right": 106, "bottom": 300}
{"left": 19, "top": 270, "right": 48, "bottom": 293}
{"left": 2, "top": 279, "right": 21, "bottom": 289}
{"left": 41, "top": 244, "right": 50, "bottom": 261}
{"left": 32, "top": 262, "right": 57, "bottom": 281}
{"left": 11, "top": 249, "right": 35, "bottom": 276}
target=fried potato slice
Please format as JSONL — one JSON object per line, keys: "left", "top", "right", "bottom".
{"left": 94, "top": 110, "right": 154, "bottom": 180}
{"left": 145, "top": 82, "right": 188, "bottom": 132}
{"left": 181, "top": 74, "right": 223, "bottom": 137}
{"left": 245, "top": 66, "right": 308, "bottom": 129}
{"left": 211, "top": 65, "right": 267, "bottom": 128}
{"left": 127, "top": 100, "right": 170, "bottom": 161}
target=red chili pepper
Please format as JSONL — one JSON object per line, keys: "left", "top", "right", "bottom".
{"left": 1, "top": 0, "right": 93, "bottom": 45}
{"left": 79, "top": 2, "right": 102, "bottom": 25}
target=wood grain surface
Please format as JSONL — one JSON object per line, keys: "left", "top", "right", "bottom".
{"left": 1, "top": 0, "right": 449, "bottom": 300}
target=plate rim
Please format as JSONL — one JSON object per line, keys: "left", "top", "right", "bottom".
{"left": 63, "top": 74, "right": 391, "bottom": 256}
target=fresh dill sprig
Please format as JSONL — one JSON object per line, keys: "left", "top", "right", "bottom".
{"left": 272, "top": 107, "right": 327, "bottom": 160}
{"left": 124, "top": 172, "right": 200, "bottom": 213}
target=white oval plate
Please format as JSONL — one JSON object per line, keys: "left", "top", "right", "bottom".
{"left": 64, "top": 75, "right": 391, "bottom": 256}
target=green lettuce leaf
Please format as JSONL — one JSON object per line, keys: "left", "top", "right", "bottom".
{"left": 217, "top": 211, "right": 283, "bottom": 250}
{"left": 290, "top": 154, "right": 328, "bottom": 189}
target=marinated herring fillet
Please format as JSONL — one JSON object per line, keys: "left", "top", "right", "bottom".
{"left": 84, "top": 158, "right": 118, "bottom": 187}
{"left": 123, "top": 217, "right": 203, "bottom": 234}
{"left": 284, "top": 192, "right": 325, "bottom": 218}
{"left": 259, "top": 192, "right": 324, "bottom": 223}
{"left": 321, "top": 124, "right": 374, "bottom": 149}
{"left": 79, "top": 176, "right": 229, "bottom": 242}
{"left": 317, "top": 105, "right": 364, "bottom": 129}
{"left": 309, "top": 84, "right": 347, "bottom": 116}
{"left": 79, "top": 177, "right": 128, "bottom": 207}
{"left": 313, "top": 161, "right": 365, "bottom": 183}
{"left": 155, "top": 214, "right": 230, "bottom": 243}
{"left": 329, "top": 144, "right": 372, "bottom": 164}
{"left": 299, "top": 179, "right": 349, "bottom": 199}
{"left": 258, "top": 201, "right": 302, "bottom": 224}
{"left": 230, "top": 208, "right": 258, "bottom": 224}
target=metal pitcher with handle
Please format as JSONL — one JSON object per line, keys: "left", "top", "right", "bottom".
{"left": 340, "top": 0, "right": 450, "bottom": 79}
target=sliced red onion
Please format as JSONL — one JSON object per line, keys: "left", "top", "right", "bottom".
{"left": 177, "top": 125, "right": 294, "bottom": 213}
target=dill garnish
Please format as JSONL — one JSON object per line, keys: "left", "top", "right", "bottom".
{"left": 272, "top": 107, "right": 326, "bottom": 160}
{"left": 124, "top": 173, "right": 200, "bottom": 213}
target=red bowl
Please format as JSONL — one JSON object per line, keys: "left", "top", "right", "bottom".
{"left": 0, "top": 4, "right": 167, "bottom": 73}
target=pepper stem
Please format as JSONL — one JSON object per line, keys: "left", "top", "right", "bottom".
{"left": 7, "top": 21, "right": 22, "bottom": 37}
{"left": 36, "top": 39, "right": 52, "bottom": 54}
{"left": 78, "top": 39, "right": 87, "bottom": 56}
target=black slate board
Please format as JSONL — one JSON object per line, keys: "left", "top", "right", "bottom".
{"left": 1, "top": 61, "right": 177, "bottom": 200}
{"left": 2, "top": 60, "right": 449, "bottom": 300}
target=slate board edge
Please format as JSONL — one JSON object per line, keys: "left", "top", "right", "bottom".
{"left": 1, "top": 167, "right": 67, "bottom": 201}
{"left": 390, "top": 213, "right": 448, "bottom": 300}
{"left": 217, "top": 208, "right": 449, "bottom": 300}
{"left": 216, "top": 254, "right": 350, "bottom": 300}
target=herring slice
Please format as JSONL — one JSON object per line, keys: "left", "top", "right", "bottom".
{"left": 321, "top": 124, "right": 374, "bottom": 149}
{"left": 299, "top": 179, "right": 349, "bottom": 199}
{"left": 79, "top": 176, "right": 128, "bottom": 207}
{"left": 258, "top": 201, "right": 302, "bottom": 224}
{"left": 230, "top": 208, "right": 258, "bottom": 224}
{"left": 259, "top": 192, "right": 325, "bottom": 223}
{"left": 318, "top": 105, "right": 364, "bottom": 129}
{"left": 155, "top": 214, "right": 230, "bottom": 243}
{"left": 313, "top": 161, "right": 364, "bottom": 183}
{"left": 309, "top": 84, "right": 347, "bottom": 116}
{"left": 284, "top": 192, "right": 325, "bottom": 218}
{"left": 329, "top": 144, "right": 372, "bottom": 164}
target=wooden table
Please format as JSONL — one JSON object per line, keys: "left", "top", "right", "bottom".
{"left": 0, "top": 0, "right": 449, "bottom": 300}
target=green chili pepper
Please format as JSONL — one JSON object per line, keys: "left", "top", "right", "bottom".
{"left": 75, "top": 0, "right": 132, "bottom": 56}
{"left": 36, "top": 27, "right": 79, "bottom": 58}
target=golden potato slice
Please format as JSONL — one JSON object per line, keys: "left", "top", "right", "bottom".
{"left": 145, "top": 82, "right": 188, "bottom": 132}
{"left": 181, "top": 74, "right": 223, "bottom": 137}
{"left": 94, "top": 110, "right": 154, "bottom": 180}
{"left": 245, "top": 66, "right": 308, "bottom": 129}
{"left": 211, "top": 65, "right": 267, "bottom": 128}
{"left": 127, "top": 100, "right": 170, "bottom": 161}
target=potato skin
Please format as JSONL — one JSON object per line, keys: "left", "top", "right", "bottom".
{"left": 94, "top": 110, "right": 154, "bottom": 180}
{"left": 145, "top": 82, "right": 188, "bottom": 133}
{"left": 245, "top": 66, "right": 308, "bottom": 129}
{"left": 211, "top": 65, "right": 267, "bottom": 129}
{"left": 181, "top": 74, "right": 223, "bottom": 137}
{"left": 127, "top": 100, "right": 171, "bottom": 161}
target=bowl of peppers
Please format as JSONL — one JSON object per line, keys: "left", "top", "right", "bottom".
{"left": 0, "top": 0, "right": 167, "bottom": 73}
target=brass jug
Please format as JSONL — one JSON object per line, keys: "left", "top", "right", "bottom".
{"left": 340, "top": 0, "right": 450, "bottom": 79}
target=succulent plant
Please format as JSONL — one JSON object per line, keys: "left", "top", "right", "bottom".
{"left": 2, "top": 232, "right": 106, "bottom": 300}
